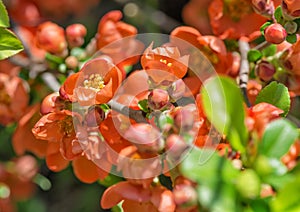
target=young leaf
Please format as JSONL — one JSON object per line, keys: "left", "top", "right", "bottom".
{"left": 260, "top": 22, "right": 272, "bottom": 35}
{"left": 259, "top": 119, "right": 298, "bottom": 159}
{"left": 0, "top": 0, "right": 9, "bottom": 28}
{"left": 261, "top": 44, "right": 277, "bottom": 57}
{"left": 248, "top": 49, "right": 262, "bottom": 63}
{"left": 274, "top": 6, "right": 283, "bottom": 24}
{"left": 286, "top": 34, "right": 297, "bottom": 44}
{"left": 255, "top": 81, "right": 290, "bottom": 116}
{"left": 0, "top": 28, "right": 23, "bottom": 60}
{"left": 201, "top": 76, "right": 248, "bottom": 152}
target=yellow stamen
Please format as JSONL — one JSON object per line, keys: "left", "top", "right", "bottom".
{"left": 83, "top": 74, "right": 105, "bottom": 91}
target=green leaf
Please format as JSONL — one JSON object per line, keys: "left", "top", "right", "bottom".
{"left": 255, "top": 81, "right": 290, "bottom": 116}
{"left": 259, "top": 119, "right": 298, "bottom": 159}
{"left": 201, "top": 76, "right": 248, "bottom": 152}
{"left": 260, "top": 22, "right": 272, "bottom": 36}
{"left": 45, "top": 52, "right": 64, "bottom": 64}
{"left": 286, "top": 34, "right": 297, "bottom": 44}
{"left": 0, "top": 0, "right": 9, "bottom": 27}
{"left": 248, "top": 49, "right": 262, "bottom": 63}
{"left": 138, "top": 99, "right": 149, "bottom": 113}
{"left": 274, "top": 6, "right": 283, "bottom": 24}
{"left": 271, "top": 173, "right": 300, "bottom": 212}
{"left": 261, "top": 44, "right": 277, "bottom": 57}
{"left": 0, "top": 28, "right": 23, "bottom": 60}
{"left": 98, "top": 173, "right": 124, "bottom": 187}
{"left": 180, "top": 148, "right": 239, "bottom": 184}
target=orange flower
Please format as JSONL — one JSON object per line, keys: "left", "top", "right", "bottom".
{"left": 171, "top": 26, "right": 240, "bottom": 76}
{"left": 282, "top": 0, "right": 300, "bottom": 20}
{"left": 141, "top": 43, "right": 189, "bottom": 79}
{"left": 208, "top": 0, "right": 267, "bottom": 39}
{"left": 35, "top": 21, "right": 67, "bottom": 55}
{"left": 60, "top": 56, "right": 123, "bottom": 106}
{"left": 96, "top": 10, "right": 143, "bottom": 68}
{"left": 12, "top": 104, "right": 48, "bottom": 158}
{"left": 101, "top": 181, "right": 175, "bottom": 212}
{"left": 246, "top": 102, "right": 283, "bottom": 137}
{"left": 0, "top": 73, "right": 29, "bottom": 126}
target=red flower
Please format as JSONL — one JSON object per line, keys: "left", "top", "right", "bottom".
{"left": 35, "top": 21, "right": 67, "bottom": 55}
{"left": 101, "top": 181, "right": 175, "bottom": 211}
{"left": 282, "top": 0, "right": 300, "bottom": 20}
{"left": 60, "top": 56, "right": 123, "bottom": 106}
{"left": 141, "top": 43, "right": 189, "bottom": 79}
{"left": 208, "top": 0, "right": 267, "bottom": 39}
{"left": 0, "top": 73, "right": 29, "bottom": 126}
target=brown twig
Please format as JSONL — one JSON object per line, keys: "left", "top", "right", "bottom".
{"left": 108, "top": 99, "right": 148, "bottom": 123}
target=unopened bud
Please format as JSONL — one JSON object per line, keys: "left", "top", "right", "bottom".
{"left": 66, "top": 24, "right": 87, "bottom": 47}
{"left": 284, "top": 21, "right": 298, "bottom": 34}
{"left": 166, "top": 134, "right": 188, "bottom": 160}
{"left": 173, "top": 184, "right": 197, "bottom": 207}
{"left": 148, "top": 89, "right": 170, "bottom": 110}
{"left": 264, "top": 23, "right": 287, "bottom": 44}
{"left": 36, "top": 22, "right": 67, "bottom": 54}
{"left": 256, "top": 61, "right": 276, "bottom": 82}
{"left": 65, "top": 56, "right": 79, "bottom": 70}
{"left": 174, "top": 107, "right": 194, "bottom": 131}
{"left": 124, "top": 123, "right": 164, "bottom": 153}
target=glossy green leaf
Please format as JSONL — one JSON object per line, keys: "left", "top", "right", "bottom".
{"left": 0, "top": 0, "right": 9, "bottom": 27}
{"left": 286, "top": 34, "right": 297, "bottom": 44}
{"left": 180, "top": 148, "right": 239, "bottom": 184}
{"left": 271, "top": 174, "right": 300, "bottom": 212}
{"left": 260, "top": 22, "right": 272, "bottom": 35}
{"left": 274, "top": 6, "right": 284, "bottom": 24}
{"left": 255, "top": 81, "right": 290, "bottom": 116}
{"left": 259, "top": 119, "right": 298, "bottom": 159}
{"left": 0, "top": 28, "right": 23, "bottom": 59}
{"left": 201, "top": 76, "right": 248, "bottom": 152}
{"left": 261, "top": 44, "right": 277, "bottom": 57}
{"left": 138, "top": 99, "right": 149, "bottom": 113}
{"left": 248, "top": 49, "right": 262, "bottom": 63}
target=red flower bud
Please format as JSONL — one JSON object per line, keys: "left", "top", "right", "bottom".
{"left": 264, "top": 23, "right": 287, "bottom": 44}
{"left": 35, "top": 22, "right": 67, "bottom": 54}
{"left": 66, "top": 24, "right": 87, "bottom": 47}
{"left": 173, "top": 184, "right": 197, "bottom": 207}
{"left": 65, "top": 56, "right": 79, "bottom": 69}
{"left": 148, "top": 89, "right": 170, "bottom": 110}
{"left": 174, "top": 107, "right": 194, "bottom": 131}
{"left": 165, "top": 134, "right": 188, "bottom": 160}
{"left": 256, "top": 60, "right": 276, "bottom": 82}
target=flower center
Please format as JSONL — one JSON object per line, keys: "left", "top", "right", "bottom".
{"left": 59, "top": 116, "right": 74, "bottom": 137}
{"left": 224, "top": 0, "right": 253, "bottom": 22}
{"left": 83, "top": 74, "right": 105, "bottom": 91}
{"left": 0, "top": 84, "right": 11, "bottom": 105}
{"left": 160, "top": 59, "right": 173, "bottom": 67}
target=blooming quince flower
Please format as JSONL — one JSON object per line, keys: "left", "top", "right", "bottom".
{"left": 141, "top": 43, "right": 189, "bottom": 79}
{"left": 0, "top": 73, "right": 29, "bottom": 126}
{"left": 60, "top": 56, "right": 123, "bottom": 106}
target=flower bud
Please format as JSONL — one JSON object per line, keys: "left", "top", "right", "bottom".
{"left": 284, "top": 21, "right": 298, "bottom": 34}
{"left": 85, "top": 106, "right": 105, "bottom": 127}
{"left": 264, "top": 23, "right": 287, "bottom": 44}
{"left": 165, "top": 134, "right": 188, "bottom": 160}
{"left": 252, "top": 0, "right": 274, "bottom": 18}
{"left": 173, "top": 184, "right": 197, "bottom": 207}
{"left": 174, "top": 107, "right": 194, "bottom": 131}
{"left": 148, "top": 89, "right": 170, "bottom": 110}
{"left": 168, "top": 79, "right": 186, "bottom": 101}
{"left": 256, "top": 60, "right": 276, "bottom": 82}
{"left": 36, "top": 21, "right": 67, "bottom": 54}
{"left": 65, "top": 56, "right": 79, "bottom": 70}
{"left": 124, "top": 123, "right": 164, "bottom": 153}
{"left": 66, "top": 24, "right": 87, "bottom": 47}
